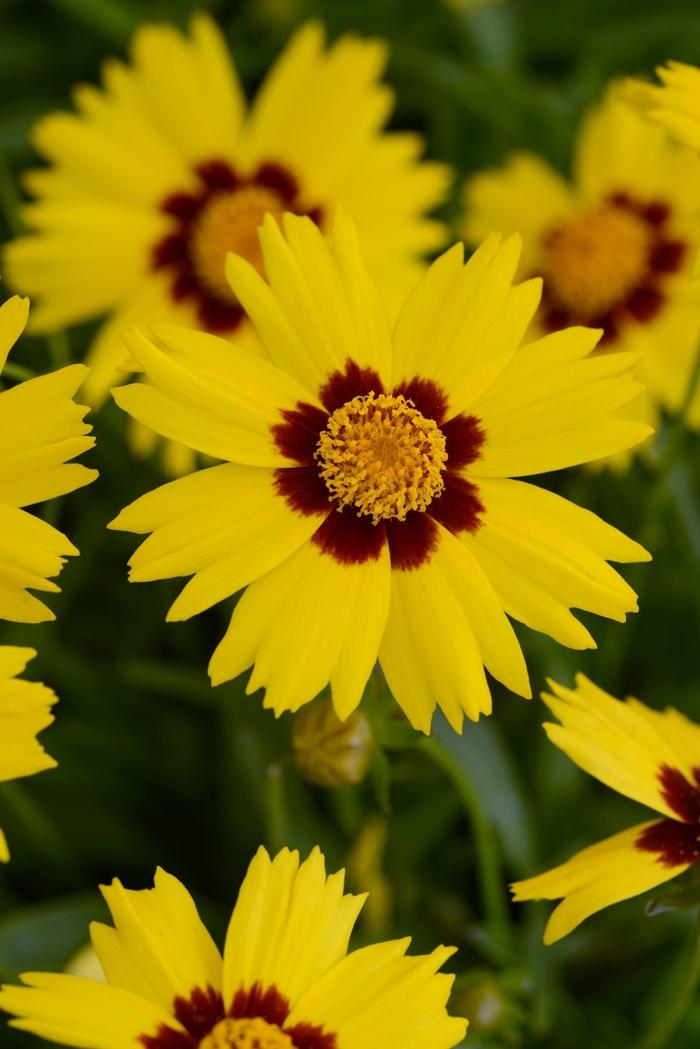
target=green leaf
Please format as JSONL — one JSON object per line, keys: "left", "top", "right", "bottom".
{"left": 433, "top": 713, "right": 536, "bottom": 875}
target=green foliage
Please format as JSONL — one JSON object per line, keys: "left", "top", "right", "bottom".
{"left": 1, "top": 0, "right": 700, "bottom": 1046}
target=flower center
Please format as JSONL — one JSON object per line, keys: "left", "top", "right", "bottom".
{"left": 199, "top": 1017, "right": 294, "bottom": 1049}
{"left": 189, "top": 186, "right": 286, "bottom": 301}
{"left": 542, "top": 204, "right": 652, "bottom": 318}
{"left": 315, "top": 392, "right": 448, "bottom": 524}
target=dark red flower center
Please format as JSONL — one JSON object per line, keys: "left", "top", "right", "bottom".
{"left": 272, "top": 360, "right": 485, "bottom": 569}
{"left": 539, "top": 191, "right": 686, "bottom": 345}
{"left": 636, "top": 765, "right": 700, "bottom": 867}
{"left": 153, "top": 159, "right": 322, "bottom": 334}
{"left": 139, "top": 982, "right": 335, "bottom": 1049}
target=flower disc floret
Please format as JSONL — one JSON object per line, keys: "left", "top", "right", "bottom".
{"left": 315, "top": 392, "right": 448, "bottom": 524}
{"left": 543, "top": 204, "right": 652, "bottom": 318}
{"left": 189, "top": 185, "right": 287, "bottom": 301}
{"left": 200, "top": 1017, "right": 294, "bottom": 1049}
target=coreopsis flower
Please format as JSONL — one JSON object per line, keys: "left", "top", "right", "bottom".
{"left": 512, "top": 675, "right": 700, "bottom": 944}
{"left": 0, "top": 845, "right": 468, "bottom": 1049}
{"left": 111, "top": 210, "right": 650, "bottom": 733}
{"left": 626, "top": 61, "right": 700, "bottom": 151}
{"left": 462, "top": 86, "right": 700, "bottom": 447}
{"left": 0, "top": 295, "right": 96, "bottom": 623}
{"left": 0, "top": 647, "right": 56, "bottom": 861}
{"left": 4, "top": 14, "right": 449, "bottom": 411}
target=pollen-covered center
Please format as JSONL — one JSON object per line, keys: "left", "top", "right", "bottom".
{"left": 542, "top": 204, "right": 652, "bottom": 317}
{"left": 190, "top": 186, "right": 285, "bottom": 301}
{"left": 316, "top": 392, "right": 448, "bottom": 524}
{"left": 198, "top": 1017, "right": 294, "bottom": 1049}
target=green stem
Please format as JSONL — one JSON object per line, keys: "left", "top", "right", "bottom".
{"left": 419, "top": 737, "right": 509, "bottom": 939}
{"left": 47, "top": 330, "right": 71, "bottom": 370}
{"left": 639, "top": 909, "right": 700, "bottom": 1049}
{"left": 264, "top": 762, "right": 286, "bottom": 855}
{"left": 1, "top": 360, "right": 37, "bottom": 383}
{"left": 0, "top": 783, "right": 74, "bottom": 871}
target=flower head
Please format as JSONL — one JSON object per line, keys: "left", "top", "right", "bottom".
{"left": 0, "top": 647, "right": 57, "bottom": 861}
{"left": 512, "top": 675, "right": 700, "bottom": 944}
{"left": 462, "top": 85, "right": 700, "bottom": 452}
{"left": 0, "top": 846, "right": 467, "bottom": 1049}
{"left": 110, "top": 210, "right": 650, "bottom": 732}
{"left": 4, "top": 15, "right": 450, "bottom": 411}
{"left": 0, "top": 294, "right": 97, "bottom": 622}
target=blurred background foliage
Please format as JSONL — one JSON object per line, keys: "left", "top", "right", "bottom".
{"left": 2, "top": 0, "right": 700, "bottom": 1046}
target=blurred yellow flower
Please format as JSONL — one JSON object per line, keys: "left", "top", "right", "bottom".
{"left": 626, "top": 61, "right": 700, "bottom": 151}
{"left": 0, "top": 846, "right": 467, "bottom": 1049}
{"left": 513, "top": 675, "right": 700, "bottom": 944}
{"left": 0, "top": 647, "right": 57, "bottom": 862}
{"left": 4, "top": 15, "right": 450, "bottom": 415}
{"left": 0, "top": 295, "right": 96, "bottom": 623}
{"left": 462, "top": 85, "right": 700, "bottom": 457}
{"left": 111, "top": 211, "right": 649, "bottom": 732}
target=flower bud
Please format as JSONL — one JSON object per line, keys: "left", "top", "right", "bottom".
{"left": 453, "top": 971, "right": 509, "bottom": 1035}
{"left": 292, "top": 700, "right": 374, "bottom": 788}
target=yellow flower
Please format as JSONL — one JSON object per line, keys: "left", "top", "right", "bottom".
{"left": 110, "top": 211, "right": 650, "bottom": 733}
{"left": 626, "top": 61, "right": 700, "bottom": 151}
{"left": 512, "top": 675, "right": 700, "bottom": 944}
{"left": 4, "top": 15, "right": 450, "bottom": 413}
{"left": 0, "top": 845, "right": 468, "bottom": 1049}
{"left": 0, "top": 294, "right": 97, "bottom": 623}
{"left": 0, "top": 647, "right": 57, "bottom": 862}
{"left": 462, "top": 85, "right": 700, "bottom": 450}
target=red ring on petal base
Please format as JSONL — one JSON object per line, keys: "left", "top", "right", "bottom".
{"left": 538, "top": 191, "right": 687, "bottom": 346}
{"left": 153, "top": 159, "right": 323, "bottom": 334}
{"left": 658, "top": 764, "right": 700, "bottom": 823}
{"left": 140, "top": 986, "right": 224, "bottom": 1049}
{"left": 635, "top": 765, "right": 700, "bottom": 869}
{"left": 272, "top": 360, "right": 485, "bottom": 569}
{"left": 636, "top": 819, "right": 700, "bottom": 868}
{"left": 140, "top": 982, "right": 336, "bottom": 1049}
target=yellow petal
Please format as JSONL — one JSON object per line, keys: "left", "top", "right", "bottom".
{"left": 465, "top": 478, "right": 647, "bottom": 649}
{"left": 241, "top": 23, "right": 388, "bottom": 194}
{"left": 132, "top": 14, "right": 245, "bottom": 164}
{"left": 0, "top": 295, "right": 29, "bottom": 372}
{"left": 0, "top": 651, "right": 55, "bottom": 853}
{"left": 231, "top": 211, "right": 391, "bottom": 393}
{"left": 0, "top": 972, "right": 178, "bottom": 1049}
{"left": 81, "top": 273, "right": 174, "bottom": 408}
{"left": 542, "top": 674, "right": 700, "bottom": 818}
{"left": 289, "top": 940, "right": 467, "bottom": 1049}
{"left": 114, "top": 323, "right": 316, "bottom": 467}
{"left": 391, "top": 234, "right": 541, "bottom": 416}
{"left": 111, "top": 464, "right": 323, "bottom": 621}
{"left": 379, "top": 536, "right": 493, "bottom": 733}
{"left": 469, "top": 330, "right": 651, "bottom": 475}
{"left": 0, "top": 364, "right": 97, "bottom": 508}
{"left": 209, "top": 540, "right": 390, "bottom": 718}
{"left": 461, "top": 151, "right": 574, "bottom": 273}
{"left": 0, "top": 503, "right": 79, "bottom": 624}
{"left": 222, "top": 845, "right": 365, "bottom": 1008}
{"left": 94, "top": 868, "right": 221, "bottom": 1009}
{"left": 512, "top": 821, "right": 692, "bottom": 944}
{"left": 574, "top": 82, "right": 700, "bottom": 206}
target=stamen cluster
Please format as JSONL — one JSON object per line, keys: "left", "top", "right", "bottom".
{"left": 315, "top": 392, "right": 448, "bottom": 524}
